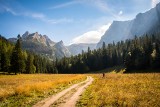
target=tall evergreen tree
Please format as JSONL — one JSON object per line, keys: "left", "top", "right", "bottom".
{"left": 10, "top": 35, "right": 25, "bottom": 74}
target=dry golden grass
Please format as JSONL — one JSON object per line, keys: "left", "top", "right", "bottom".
{"left": 0, "top": 74, "right": 85, "bottom": 102}
{"left": 77, "top": 73, "right": 160, "bottom": 107}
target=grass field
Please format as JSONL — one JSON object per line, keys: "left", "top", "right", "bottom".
{"left": 77, "top": 73, "right": 160, "bottom": 107}
{"left": 0, "top": 74, "right": 86, "bottom": 107}
{"left": 1, "top": 73, "right": 160, "bottom": 107}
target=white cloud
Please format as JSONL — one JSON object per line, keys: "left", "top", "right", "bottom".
{"left": 1, "top": 5, "right": 73, "bottom": 24}
{"left": 50, "top": 0, "right": 118, "bottom": 18}
{"left": 2, "top": 6, "right": 18, "bottom": 15}
{"left": 90, "top": 0, "right": 117, "bottom": 17}
{"left": 92, "top": 0, "right": 108, "bottom": 12}
{"left": 24, "top": 13, "right": 73, "bottom": 24}
{"left": 45, "top": 18, "right": 73, "bottom": 24}
{"left": 152, "top": 0, "right": 160, "bottom": 7}
{"left": 31, "top": 13, "right": 45, "bottom": 19}
{"left": 70, "top": 23, "right": 111, "bottom": 44}
{"left": 49, "top": 1, "right": 81, "bottom": 9}
{"left": 118, "top": 11, "right": 123, "bottom": 15}
{"left": 49, "top": 0, "right": 108, "bottom": 11}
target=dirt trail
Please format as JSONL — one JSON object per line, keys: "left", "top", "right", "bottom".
{"left": 59, "top": 76, "right": 93, "bottom": 107}
{"left": 33, "top": 76, "right": 93, "bottom": 107}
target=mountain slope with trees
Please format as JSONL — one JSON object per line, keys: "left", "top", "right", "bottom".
{"left": 56, "top": 33, "right": 160, "bottom": 73}
{"left": 1, "top": 32, "right": 160, "bottom": 74}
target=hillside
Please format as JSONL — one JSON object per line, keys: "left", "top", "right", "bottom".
{"left": 56, "top": 33, "right": 160, "bottom": 73}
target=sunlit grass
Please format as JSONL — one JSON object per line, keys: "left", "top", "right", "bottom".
{"left": 77, "top": 73, "right": 160, "bottom": 107}
{"left": 0, "top": 74, "right": 86, "bottom": 106}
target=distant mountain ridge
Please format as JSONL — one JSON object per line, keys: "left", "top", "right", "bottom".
{"left": 97, "top": 3, "right": 160, "bottom": 48}
{"left": 8, "top": 31, "right": 71, "bottom": 59}
{"left": 22, "top": 31, "right": 55, "bottom": 47}
{"left": 67, "top": 43, "right": 96, "bottom": 55}
{"left": 8, "top": 31, "right": 96, "bottom": 59}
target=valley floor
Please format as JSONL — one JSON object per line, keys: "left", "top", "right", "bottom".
{"left": 0, "top": 73, "right": 160, "bottom": 107}
{"left": 0, "top": 74, "right": 86, "bottom": 107}
{"left": 77, "top": 73, "right": 160, "bottom": 107}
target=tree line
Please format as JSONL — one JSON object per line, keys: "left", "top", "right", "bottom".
{"left": 0, "top": 35, "right": 58, "bottom": 74}
{"left": 1, "top": 33, "right": 160, "bottom": 74}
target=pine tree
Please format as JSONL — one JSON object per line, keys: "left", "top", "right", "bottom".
{"left": 10, "top": 35, "right": 25, "bottom": 74}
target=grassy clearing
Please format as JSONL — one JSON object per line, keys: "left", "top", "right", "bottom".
{"left": 0, "top": 74, "right": 86, "bottom": 107}
{"left": 77, "top": 73, "right": 160, "bottom": 107}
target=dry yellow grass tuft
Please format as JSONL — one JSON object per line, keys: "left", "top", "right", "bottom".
{"left": 0, "top": 74, "right": 85, "bottom": 101}
{"left": 77, "top": 73, "right": 160, "bottom": 107}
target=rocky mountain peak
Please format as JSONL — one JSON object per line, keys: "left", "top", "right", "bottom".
{"left": 32, "top": 32, "right": 39, "bottom": 38}
{"left": 8, "top": 31, "right": 71, "bottom": 59}
{"left": 25, "top": 31, "right": 29, "bottom": 34}
{"left": 59, "top": 40, "right": 63, "bottom": 43}
{"left": 43, "top": 35, "right": 52, "bottom": 41}
{"left": 22, "top": 31, "right": 30, "bottom": 39}
{"left": 21, "top": 31, "right": 55, "bottom": 46}
{"left": 56, "top": 40, "right": 64, "bottom": 46}
{"left": 43, "top": 35, "right": 48, "bottom": 39}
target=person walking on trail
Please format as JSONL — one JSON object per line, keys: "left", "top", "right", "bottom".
{"left": 102, "top": 73, "right": 105, "bottom": 78}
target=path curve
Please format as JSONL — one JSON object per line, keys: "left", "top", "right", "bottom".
{"left": 60, "top": 76, "right": 93, "bottom": 107}
{"left": 33, "top": 76, "right": 93, "bottom": 107}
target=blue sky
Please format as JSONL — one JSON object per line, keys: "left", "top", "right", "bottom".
{"left": 0, "top": 0, "right": 160, "bottom": 45}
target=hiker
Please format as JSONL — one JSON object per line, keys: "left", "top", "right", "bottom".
{"left": 102, "top": 73, "right": 105, "bottom": 78}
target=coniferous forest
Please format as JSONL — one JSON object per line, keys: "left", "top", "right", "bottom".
{"left": 1, "top": 33, "right": 160, "bottom": 74}
{"left": 56, "top": 33, "right": 160, "bottom": 73}
{"left": 1, "top": 35, "right": 58, "bottom": 74}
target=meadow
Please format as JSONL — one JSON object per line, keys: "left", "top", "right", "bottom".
{"left": 77, "top": 73, "right": 160, "bottom": 107}
{"left": 0, "top": 74, "right": 86, "bottom": 107}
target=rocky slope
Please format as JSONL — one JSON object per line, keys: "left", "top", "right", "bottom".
{"left": 54, "top": 40, "right": 71, "bottom": 58}
{"left": 8, "top": 31, "right": 95, "bottom": 59}
{"left": 97, "top": 3, "right": 160, "bottom": 48}
{"left": 8, "top": 31, "right": 71, "bottom": 59}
